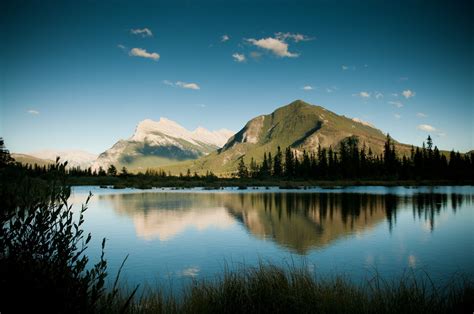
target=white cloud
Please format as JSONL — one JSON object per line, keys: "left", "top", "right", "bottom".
{"left": 221, "top": 34, "right": 230, "bottom": 42}
{"left": 129, "top": 48, "right": 160, "bottom": 61}
{"left": 176, "top": 81, "right": 200, "bottom": 90}
{"left": 394, "top": 113, "right": 401, "bottom": 119}
{"left": 342, "top": 65, "right": 356, "bottom": 71}
{"left": 232, "top": 53, "right": 246, "bottom": 62}
{"left": 416, "top": 112, "right": 427, "bottom": 118}
{"left": 163, "top": 80, "right": 200, "bottom": 90}
{"left": 375, "top": 92, "right": 383, "bottom": 99}
{"left": 436, "top": 132, "right": 446, "bottom": 137}
{"left": 117, "top": 44, "right": 127, "bottom": 50}
{"left": 389, "top": 101, "right": 403, "bottom": 108}
{"left": 247, "top": 37, "right": 299, "bottom": 58}
{"left": 27, "top": 109, "right": 39, "bottom": 115}
{"left": 302, "top": 85, "right": 314, "bottom": 91}
{"left": 417, "top": 124, "right": 436, "bottom": 132}
{"left": 130, "top": 28, "right": 153, "bottom": 37}
{"left": 402, "top": 89, "right": 415, "bottom": 99}
{"left": 391, "top": 93, "right": 398, "bottom": 97}
{"left": 359, "top": 91, "right": 370, "bottom": 98}
{"left": 275, "top": 32, "right": 313, "bottom": 42}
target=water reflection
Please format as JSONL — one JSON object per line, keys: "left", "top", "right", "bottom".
{"left": 98, "top": 191, "right": 471, "bottom": 254}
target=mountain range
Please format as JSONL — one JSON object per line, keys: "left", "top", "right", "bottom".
{"left": 162, "top": 100, "right": 413, "bottom": 175}
{"left": 13, "top": 100, "right": 440, "bottom": 174}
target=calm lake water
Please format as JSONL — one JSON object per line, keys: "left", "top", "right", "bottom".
{"left": 71, "top": 186, "right": 474, "bottom": 289}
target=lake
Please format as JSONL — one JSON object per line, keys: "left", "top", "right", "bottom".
{"left": 71, "top": 186, "right": 474, "bottom": 290}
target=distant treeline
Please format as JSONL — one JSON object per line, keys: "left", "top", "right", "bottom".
{"left": 236, "top": 135, "right": 473, "bottom": 180}
{"left": 1, "top": 135, "right": 473, "bottom": 182}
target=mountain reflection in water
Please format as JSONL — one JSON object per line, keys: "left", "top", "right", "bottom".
{"left": 98, "top": 191, "right": 471, "bottom": 254}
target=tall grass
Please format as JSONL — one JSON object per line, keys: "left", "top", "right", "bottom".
{"left": 106, "top": 264, "right": 473, "bottom": 314}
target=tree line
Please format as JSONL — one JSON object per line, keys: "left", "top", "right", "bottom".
{"left": 1, "top": 136, "right": 473, "bottom": 181}
{"left": 237, "top": 135, "right": 473, "bottom": 180}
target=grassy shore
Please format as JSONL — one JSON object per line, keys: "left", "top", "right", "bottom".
{"left": 102, "top": 264, "right": 473, "bottom": 314}
{"left": 67, "top": 175, "right": 474, "bottom": 189}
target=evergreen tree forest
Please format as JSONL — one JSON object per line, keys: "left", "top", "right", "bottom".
{"left": 236, "top": 135, "right": 473, "bottom": 181}
{"left": 1, "top": 135, "right": 473, "bottom": 185}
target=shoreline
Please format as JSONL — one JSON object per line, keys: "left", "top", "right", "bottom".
{"left": 67, "top": 177, "right": 474, "bottom": 189}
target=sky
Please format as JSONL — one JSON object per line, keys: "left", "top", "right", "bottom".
{"left": 1, "top": 0, "right": 472, "bottom": 154}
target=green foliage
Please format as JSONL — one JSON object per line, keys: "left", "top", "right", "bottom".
{"left": 237, "top": 157, "right": 248, "bottom": 178}
{"left": 234, "top": 135, "right": 473, "bottom": 181}
{"left": 0, "top": 158, "right": 108, "bottom": 313}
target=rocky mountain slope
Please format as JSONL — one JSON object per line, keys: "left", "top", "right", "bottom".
{"left": 162, "top": 100, "right": 413, "bottom": 175}
{"left": 92, "top": 118, "right": 234, "bottom": 171}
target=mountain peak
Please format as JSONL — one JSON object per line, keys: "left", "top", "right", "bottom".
{"left": 132, "top": 118, "right": 234, "bottom": 147}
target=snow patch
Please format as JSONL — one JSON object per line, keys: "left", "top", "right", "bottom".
{"left": 352, "top": 118, "right": 374, "bottom": 128}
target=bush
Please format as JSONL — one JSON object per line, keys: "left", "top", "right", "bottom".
{"left": 0, "top": 160, "right": 107, "bottom": 313}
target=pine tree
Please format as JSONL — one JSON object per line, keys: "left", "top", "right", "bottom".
{"left": 284, "top": 147, "right": 294, "bottom": 177}
{"left": 120, "top": 166, "right": 128, "bottom": 177}
{"left": 273, "top": 147, "right": 283, "bottom": 177}
{"left": 237, "top": 157, "right": 248, "bottom": 178}
{"left": 107, "top": 165, "right": 117, "bottom": 176}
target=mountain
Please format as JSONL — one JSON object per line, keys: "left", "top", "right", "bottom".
{"left": 162, "top": 100, "right": 413, "bottom": 176}
{"left": 28, "top": 150, "right": 97, "bottom": 169}
{"left": 93, "top": 118, "right": 234, "bottom": 171}
{"left": 11, "top": 153, "right": 54, "bottom": 167}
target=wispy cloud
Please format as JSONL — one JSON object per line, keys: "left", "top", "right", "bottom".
{"left": 402, "top": 89, "right": 415, "bottom": 99}
{"left": 394, "top": 113, "right": 401, "bottom": 119}
{"left": 247, "top": 37, "right": 299, "bottom": 58}
{"left": 389, "top": 101, "right": 403, "bottom": 108}
{"left": 375, "top": 92, "right": 383, "bottom": 99}
{"left": 130, "top": 28, "right": 153, "bottom": 37}
{"left": 27, "top": 109, "right": 39, "bottom": 115}
{"left": 275, "top": 32, "right": 314, "bottom": 42}
{"left": 176, "top": 81, "right": 200, "bottom": 90}
{"left": 302, "top": 85, "right": 314, "bottom": 91}
{"left": 232, "top": 53, "right": 246, "bottom": 62}
{"left": 417, "top": 124, "right": 436, "bottom": 132}
{"left": 221, "top": 34, "right": 230, "bottom": 42}
{"left": 341, "top": 65, "right": 356, "bottom": 71}
{"left": 163, "top": 80, "right": 200, "bottom": 90}
{"left": 358, "top": 91, "right": 370, "bottom": 98}
{"left": 117, "top": 44, "right": 127, "bottom": 51}
{"left": 416, "top": 112, "right": 427, "bottom": 118}
{"left": 129, "top": 48, "right": 160, "bottom": 61}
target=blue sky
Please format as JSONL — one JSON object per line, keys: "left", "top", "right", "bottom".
{"left": 1, "top": 0, "right": 472, "bottom": 154}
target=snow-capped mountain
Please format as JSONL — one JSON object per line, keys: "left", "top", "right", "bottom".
{"left": 28, "top": 150, "right": 98, "bottom": 169}
{"left": 92, "top": 118, "right": 234, "bottom": 171}
{"left": 132, "top": 118, "right": 233, "bottom": 147}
